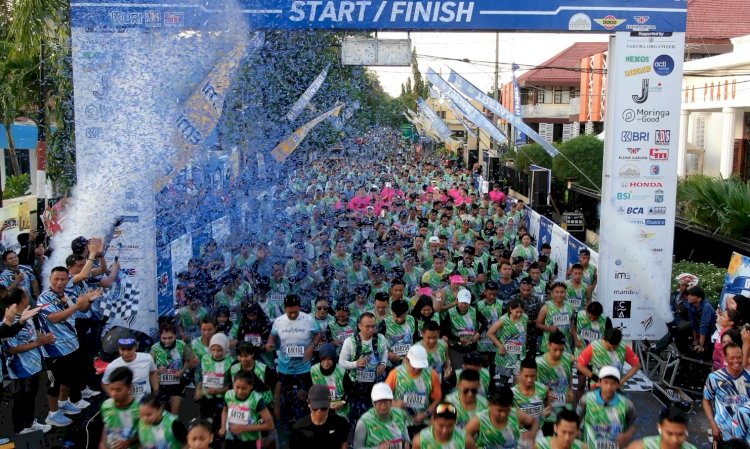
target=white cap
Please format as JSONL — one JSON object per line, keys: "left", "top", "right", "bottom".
{"left": 674, "top": 273, "right": 699, "bottom": 288}
{"left": 385, "top": 182, "right": 392, "bottom": 188}
{"left": 406, "top": 345, "right": 429, "bottom": 369}
{"left": 457, "top": 289, "right": 472, "bottom": 304}
{"left": 598, "top": 365, "right": 621, "bottom": 381}
{"left": 371, "top": 382, "right": 394, "bottom": 402}
{"left": 429, "top": 236, "right": 440, "bottom": 244}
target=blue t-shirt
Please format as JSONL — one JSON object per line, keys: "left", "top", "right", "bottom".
{"left": 1, "top": 318, "right": 45, "bottom": 379}
{"left": 736, "top": 405, "right": 750, "bottom": 444}
{"left": 37, "top": 289, "right": 80, "bottom": 358}
{"left": 271, "top": 312, "right": 320, "bottom": 375}
{"left": 703, "top": 368, "right": 750, "bottom": 439}
{"left": 66, "top": 277, "right": 94, "bottom": 320}
{"left": 0, "top": 265, "right": 36, "bottom": 303}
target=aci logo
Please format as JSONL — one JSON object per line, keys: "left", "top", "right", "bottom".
{"left": 649, "top": 148, "right": 669, "bottom": 160}
{"left": 655, "top": 129, "right": 671, "bottom": 145}
{"left": 622, "top": 131, "right": 649, "bottom": 142}
{"left": 653, "top": 54, "right": 675, "bottom": 76}
{"left": 614, "top": 301, "right": 632, "bottom": 319}
{"left": 632, "top": 79, "right": 649, "bottom": 104}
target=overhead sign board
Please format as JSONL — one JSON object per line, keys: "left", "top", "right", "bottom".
{"left": 342, "top": 38, "right": 412, "bottom": 66}
{"left": 71, "top": 0, "right": 687, "bottom": 32}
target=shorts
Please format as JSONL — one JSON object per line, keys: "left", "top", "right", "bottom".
{"left": 47, "top": 350, "right": 81, "bottom": 395}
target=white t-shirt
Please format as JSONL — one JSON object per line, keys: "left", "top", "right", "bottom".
{"left": 102, "top": 352, "right": 156, "bottom": 400}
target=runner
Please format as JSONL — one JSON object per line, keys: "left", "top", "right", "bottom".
{"left": 535, "top": 409, "right": 586, "bottom": 449}
{"left": 354, "top": 382, "right": 411, "bottom": 449}
{"left": 626, "top": 407, "right": 695, "bottom": 449}
{"left": 465, "top": 386, "right": 538, "bottom": 449}
{"left": 445, "top": 369, "right": 488, "bottom": 429}
{"left": 536, "top": 330, "right": 574, "bottom": 436}
{"left": 578, "top": 366, "right": 637, "bottom": 449}
{"left": 412, "top": 402, "right": 478, "bottom": 449}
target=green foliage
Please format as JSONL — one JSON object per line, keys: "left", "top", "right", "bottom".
{"left": 515, "top": 143, "right": 553, "bottom": 172}
{"left": 552, "top": 135, "right": 603, "bottom": 190}
{"left": 3, "top": 173, "right": 31, "bottom": 199}
{"left": 677, "top": 175, "right": 750, "bottom": 240}
{"left": 671, "top": 260, "right": 727, "bottom": 306}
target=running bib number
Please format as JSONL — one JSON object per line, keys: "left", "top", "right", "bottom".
{"left": 131, "top": 382, "right": 146, "bottom": 395}
{"left": 227, "top": 405, "right": 250, "bottom": 425}
{"left": 521, "top": 403, "right": 542, "bottom": 417}
{"left": 403, "top": 393, "right": 426, "bottom": 408}
{"left": 393, "top": 344, "right": 411, "bottom": 356}
{"left": 552, "top": 313, "right": 570, "bottom": 327}
{"left": 244, "top": 334, "right": 262, "bottom": 346}
{"left": 284, "top": 345, "right": 305, "bottom": 358}
{"left": 579, "top": 329, "right": 599, "bottom": 341}
{"left": 203, "top": 373, "right": 224, "bottom": 389}
{"left": 269, "top": 293, "right": 284, "bottom": 305}
{"left": 568, "top": 297, "right": 582, "bottom": 308}
{"left": 160, "top": 371, "right": 180, "bottom": 386}
{"left": 356, "top": 370, "right": 376, "bottom": 382}
{"left": 387, "top": 439, "right": 403, "bottom": 449}
{"left": 458, "top": 330, "right": 475, "bottom": 338}
{"left": 596, "top": 441, "right": 617, "bottom": 449}
{"left": 505, "top": 342, "right": 523, "bottom": 355}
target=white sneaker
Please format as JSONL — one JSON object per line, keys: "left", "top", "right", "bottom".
{"left": 30, "top": 420, "right": 52, "bottom": 433}
{"left": 18, "top": 426, "right": 36, "bottom": 435}
{"left": 74, "top": 399, "right": 91, "bottom": 409}
{"left": 81, "top": 387, "right": 100, "bottom": 399}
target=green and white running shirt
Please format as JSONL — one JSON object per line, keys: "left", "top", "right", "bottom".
{"left": 512, "top": 381, "right": 549, "bottom": 420}
{"left": 578, "top": 390, "right": 635, "bottom": 449}
{"left": 101, "top": 398, "right": 140, "bottom": 449}
{"left": 357, "top": 407, "right": 410, "bottom": 448}
{"left": 535, "top": 352, "right": 574, "bottom": 423}
{"left": 224, "top": 389, "right": 267, "bottom": 442}
{"left": 137, "top": 411, "right": 182, "bottom": 449}
{"left": 418, "top": 425, "right": 466, "bottom": 449}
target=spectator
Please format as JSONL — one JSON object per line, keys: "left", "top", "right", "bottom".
{"left": 290, "top": 384, "right": 350, "bottom": 449}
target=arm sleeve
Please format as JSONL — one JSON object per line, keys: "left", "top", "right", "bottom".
{"left": 430, "top": 369, "right": 442, "bottom": 400}
{"left": 0, "top": 321, "right": 23, "bottom": 338}
{"left": 624, "top": 398, "right": 637, "bottom": 428}
{"left": 353, "top": 419, "right": 374, "bottom": 449}
{"left": 577, "top": 345, "right": 593, "bottom": 368}
{"left": 441, "top": 314, "right": 457, "bottom": 342}
{"left": 625, "top": 346, "right": 640, "bottom": 366}
{"left": 172, "top": 420, "right": 188, "bottom": 444}
{"left": 339, "top": 338, "right": 357, "bottom": 370}
{"left": 476, "top": 310, "right": 488, "bottom": 335}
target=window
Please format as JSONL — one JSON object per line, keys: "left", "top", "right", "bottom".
{"left": 535, "top": 90, "right": 545, "bottom": 104}
{"left": 453, "top": 130, "right": 466, "bottom": 139}
{"left": 553, "top": 88, "right": 563, "bottom": 104}
{"left": 4, "top": 150, "right": 31, "bottom": 177}
{"left": 692, "top": 115, "right": 706, "bottom": 147}
{"left": 571, "top": 88, "right": 580, "bottom": 99}
{"left": 438, "top": 111, "right": 446, "bottom": 119}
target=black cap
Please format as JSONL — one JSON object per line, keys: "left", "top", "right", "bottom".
{"left": 463, "top": 352, "right": 483, "bottom": 365}
{"left": 71, "top": 236, "right": 89, "bottom": 253}
{"left": 463, "top": 246, "right": 475, "bottom": 255}
{"left": 512, "top": 257, "right": 525, "bottom": 264}
{"left": 500, "top": 250, "right": 512, "bottom": 259}
{"left": 579, "top": 249, "right": 591, "bottom": 256}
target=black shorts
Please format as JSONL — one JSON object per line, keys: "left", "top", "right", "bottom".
{"left": 47, "top": 350, "right": 81, "bottom": 395}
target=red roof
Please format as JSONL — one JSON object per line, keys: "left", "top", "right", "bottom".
{"left": 686, "top": 0, "right": 750, "bottom": 43}
{"left": 517, "top": 42, "right": 608, "bottom": 87}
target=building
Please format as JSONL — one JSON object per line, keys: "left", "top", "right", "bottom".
{"left": 501, "top": 42, "right": 608, "bottom": 143}
{"left": 424, "top": 96, "right": 493, "bottom": 169}
{"left": 678, "top": 34, "right": 750, "bottom": 179}
{"left": 579, "top": 0, "right": 750, "bottom": 138}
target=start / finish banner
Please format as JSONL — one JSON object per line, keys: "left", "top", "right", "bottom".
{"left": 598, "top": 31, "right": 685, "bottom": 340}
{"left": 70, "top": 0, "right": 687, "bottom": 32}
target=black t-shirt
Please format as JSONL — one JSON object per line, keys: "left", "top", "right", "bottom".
{"left": 289, "top": 413, "right": 350, "bottom": 449}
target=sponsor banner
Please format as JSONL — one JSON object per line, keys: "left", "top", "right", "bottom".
{"left": 156, "top": 246, "right": 173, "bottom": 317}
{"left": 511, "top": 63, "right": 526, "bottom": 145}
{"left": 70, "top": 0, "right": 687, "bottom": 32}
{"left": 271, "top": 104, "right": 344, "bottom": 162}
{"left": 720, "top": 253, "right": 750, "bottom": 310}
{"left": 446, "top": 69, "right": 559, "bottom": 156}
{"left": 426, "top": 68, "right": 508, "bottom": 145}
{"left": 286, "top": 63, "right": 330, "bottom": 122}
{"left": 417, "top": 97, "right": 453, "bottom": 141}
{"left": 598, "top": 31, "right": 684, "bottom": 339}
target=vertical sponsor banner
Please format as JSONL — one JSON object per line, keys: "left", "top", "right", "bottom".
{"left": 511, "top": 63, "right": 526, "bottom": 146}
{"left": 599, "top": 31, "right": 684, "bottom": 339}
{"left": 417, "top": 97, "right": 453, "bottom": 141}
{"left": 156, "top": 246, "right": 174, "bottom": 317}
{"left": 527, "top": 209, "right": 541, "bottom": 245}
{"left": 550, "top": 225, "right": 570, "bottom": 282}
{"left": 538, "top": 216, "right": 553, "bottom": 252}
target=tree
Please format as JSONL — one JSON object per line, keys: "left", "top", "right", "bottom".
{"left": 0, "top": 40, "right": 37, "bottom": 176}
{"left": 411, "top": 48, "right": 428, "bottom": 100}
{"left": 514, "top": 143, "right": 554, "bottom": 172}
{"left": 552, "top": 135, "right": 603, "bottom": 190}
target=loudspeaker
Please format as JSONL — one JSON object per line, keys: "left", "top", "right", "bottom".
{"left": 529, "top": 169, "right": 549, "bottom": 207}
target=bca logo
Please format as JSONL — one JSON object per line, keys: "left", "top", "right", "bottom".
{"left": 626, "top": 207, "right": 643, "bottom": 214}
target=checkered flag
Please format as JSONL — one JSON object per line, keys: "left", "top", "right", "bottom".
{"left": 99, "top": 271, "right": 140, "bottom": 327}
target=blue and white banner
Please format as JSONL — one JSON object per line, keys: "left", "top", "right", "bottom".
{"left": 71, "top": 0, "right": 687, "bottom": 33}
{"left": 426, "top": 68, "right": 507, "bottom": 144}
{"left": 453, "top": 108, "right": 477, "bottom": 138}
{"left": 447, "top": 69, "right": 559, "bottom": 156}
{"left": 511, "top": 63, "right": 526, "bottom": 146}
{"left": 286, "top": 63, "right": 330, "bottom": 122}
{"left": 417, "top": 97, "right": 452, "bottom": 141}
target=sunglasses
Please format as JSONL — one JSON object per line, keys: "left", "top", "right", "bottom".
{"left": 461, "top": 388, "right": 479, "bottom": 395}
{"left": 435, "top": 403, "right": 457, "bottom": 416}
{"left": 317, "top": 306, "right": 329, "bottom": 311}
{"left": 311, "top": 407, "right": 329, "bottom": 412}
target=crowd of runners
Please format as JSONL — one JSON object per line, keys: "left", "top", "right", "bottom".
{"left": 1, "top": 129, "right": 747, "bottom": 449}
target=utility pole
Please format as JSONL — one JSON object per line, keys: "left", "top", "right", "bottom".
{"left": 493, "top": 32, "right": 499, "bottom": 159}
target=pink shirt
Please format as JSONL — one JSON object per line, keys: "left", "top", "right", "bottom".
{"left": 489, "top": 190, "right": 506, "bottom": 205}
